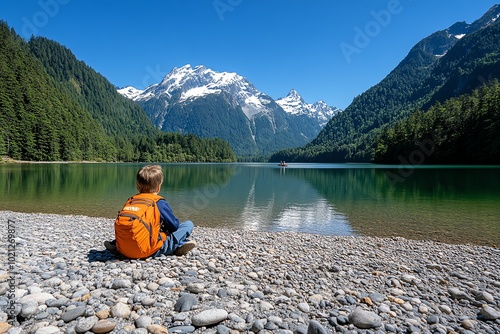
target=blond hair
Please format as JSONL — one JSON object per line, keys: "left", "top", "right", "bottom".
{"left": 136, "top": 165, "right": 164, "bottom": 193}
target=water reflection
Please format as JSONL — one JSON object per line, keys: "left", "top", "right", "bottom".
{"left": 272, "top": 200, "right": 350, "bottom": 235}
{"left": 234, "top": 166, "right": 352, "bottom": 235}
{"left": 1, "top": 163, "right": 499, "bottom": 247}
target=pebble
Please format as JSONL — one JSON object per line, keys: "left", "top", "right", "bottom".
{"left": 112, "top": 279, "right": 132, "bottom": 289}
{"left": 427, "top": 315, "right": 439, "bottom": 325}
{"left": 60, "top": 306, "right": 86, "bottom": 322}
{"left": 20, "top": 300, "right": 38, "bottom": 318}
{"left": 307, "top": 320, "right": 328, "bottom": 333}
{"left": 2, "top": 211, "right": 499, "bottom": 334}
{"left": 348, "top": 308, "right": 382, "bottom": 329}
{"left": 438, "top": 304, "right": 452, "bottom": 314}
{"left": 75, "top": 315, "right": 98, "bottom": 332}
{"left": 298, "top": 302, "right": 310, "bottom": 313}
{"left": 147, "top": 324, "right": 169, "bottom": 333}
{"left": 169, "top": 325, "right": 196, "bottom": 333}
{"left": 34, "top": 326, "right": 61, "bottom": 334}
{"left": 474, "top": 290, "right": 495, "bottom": 303}
{"left": 46, "top": 297, "right": 68, "bottom": 308}
{"left": 461, "top": 318, "right": 476, "bottom": 329}
{"left": 0, "top": 323, "right": 12, "bottom": 333}
{"left": 418, "top": 304, "right": 429, "bottom": 314}
{"left": 18, "top": 293, "right": 54, "bottom": 304}
{"left": 141, "top": 296, "right": 156, "bottom": 306}
{"left": 110, "top": 302, "right": 131, "bottom": 319}
{"left": 71, "top": 287, "right": 90, "bottom": 299}
{"left": 186, "top": 283, "right": 205, "bottom": 294}
{"left": 135, "top": 315, "right": 152, "bottom": 328}
{"left": 448, "top": 287, "right": 469, "bottom": 300}
{"left": 191, "top": 309, "right": 228, "bottom": 327}
{"left": 480, "top": 305, "right": 500, "bottom": 320}
{"left": 91, "top": 320, "right": 116, "bottom": 333}
{"left": 174, "top": 294, "right": 198, "bottom": 312}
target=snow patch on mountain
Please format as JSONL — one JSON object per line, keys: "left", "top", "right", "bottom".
{"left": 117, "top": 86, "right": 144, "bottom": 100}
{"left": 276, "top": 89, "right": 340, "bottom": 127}
{"left": 180, "top": 86, "right": 221, "bottom": 102}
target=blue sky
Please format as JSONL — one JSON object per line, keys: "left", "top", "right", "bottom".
{"left": 1, "top": 1, "right": 498, "bottom": 109}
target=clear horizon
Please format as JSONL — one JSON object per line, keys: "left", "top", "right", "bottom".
{"left": 1, "top": 0, "right": 498, "bottom": 109}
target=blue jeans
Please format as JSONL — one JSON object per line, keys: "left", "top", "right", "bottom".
{"left": 154, "top": 221, "right": 194, "bottom": 256}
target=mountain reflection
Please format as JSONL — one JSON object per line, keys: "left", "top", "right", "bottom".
{"left": 236, "top": 168, "right": 353, "bottom": 235}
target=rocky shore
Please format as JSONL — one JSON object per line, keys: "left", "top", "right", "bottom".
{"left": 1, "top": 211, "right": 499, "bottom": 334}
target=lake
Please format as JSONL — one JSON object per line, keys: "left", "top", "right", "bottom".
{"left": 1, "top": 163, "right": 499, "bottom": 247}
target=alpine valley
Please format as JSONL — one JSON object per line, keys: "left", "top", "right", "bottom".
{"left": 272, "top": 4, "right": 500, "bottom": 164}
{"left": 1, "top": 4, "right": 499, "bottom": 164}
{"left": 118, "top": 65, "right": 340, "bottom": 157}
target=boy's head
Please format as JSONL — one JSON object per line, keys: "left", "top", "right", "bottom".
{"left": 136, "top": 165, "right": 164, "bottom": 193}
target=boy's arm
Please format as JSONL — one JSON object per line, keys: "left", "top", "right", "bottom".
{"left": 157, "top": 199, "right": 180, "bottom": 233}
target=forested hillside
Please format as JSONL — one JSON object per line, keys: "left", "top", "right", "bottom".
{"left": 0, "top": 22, "right": 236, "bottom": 162}
{"left": 271, "top": 5, "right": 500, "bottom": 163}
{"left": 28, "top": 36, "right": 158, "bottom": 139}
{"left": 374, "top": 81, "right": 500, "bottom": 164}
{"left": 0, "top": 23, "right": 115, "bottom": 161}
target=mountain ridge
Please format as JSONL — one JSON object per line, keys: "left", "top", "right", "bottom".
{"left": 276, "top": 89, "right": 340, "bottom": 127}
{"left": 118, "top": 64, "right": 341, "bottom": 156}
{"left": 271, "top": 4, "right": 500, "bottom": 163}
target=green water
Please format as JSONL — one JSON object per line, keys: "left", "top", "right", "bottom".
{"left": 1, "top": 163, "right": 499, "bottom": 247}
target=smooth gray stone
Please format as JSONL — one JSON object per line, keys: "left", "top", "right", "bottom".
{"left": 251, "top": 319, "right": 267, "bottom": 332}
{"left": 216, "top": 324, "right": 231, "bottom": 334}
{"left": 111, "top": 279, "right": 132, "bottom": 289}
{"left": 191, "top": 309, "right": 228, "bottom": 327}
{"left": 448, "top": 287, "right": 469, "bottom": 300}
{"left": 20, "top": 300, "right": 38, "bottom": 318}
{"left": 174, "top": 294, "right": 198, "bottom": 312}
{"left": 348, "top": 308, "right": 382, "bottom": 329}
{"left": 75, "top": 315, "right": 98, "bottom": 332}
{"left": 481, "top": 305, "right": 500, "bottom": 320}
{"left": 46, "top": 297, "right": 69, "bottom": 308}
{"left": 169, "top": 325, "right": 196, "bottom": 333}
{"left": 135, "top": 315, "right": 152, "bottom": 328}
{"left": 307, "top": 320, "right": 329, "bottom": 334}
{"left": 60, "top": 306, "right": 86, "bottom": 322}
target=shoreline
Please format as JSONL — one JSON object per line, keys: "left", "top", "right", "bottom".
{"left": 1, "top": 211, "right": 499, "bottom": 333}
{"left": 4, "top": 156, "right": 500, "bottom": 167}
{"left": 0, "top": 156, "right": 108, "bottom": 164}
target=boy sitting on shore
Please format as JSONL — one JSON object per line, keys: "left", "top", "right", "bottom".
{"left": 104, "top": 165, "right": 195, "bottom": 258}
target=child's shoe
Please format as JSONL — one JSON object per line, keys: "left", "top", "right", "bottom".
{"left": 104, "top": 240, "right": 119, "bottom": 256}
{"left": 173, "top": 240, "right": 196, "bottom": 256}
{"left": 104, "top": 240, "right": 116, "bottom": 250}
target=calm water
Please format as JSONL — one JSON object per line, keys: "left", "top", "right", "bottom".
{"left": 1, "top": 163, "right": 499, "bottom": 247}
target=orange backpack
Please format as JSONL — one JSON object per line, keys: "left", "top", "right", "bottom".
{"left": 114, "top": 193, "right": 167, "bottom": 259}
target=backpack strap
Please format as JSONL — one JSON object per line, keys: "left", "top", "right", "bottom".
{"left": 117, "top": 212, "right": 153, "bottom": 236}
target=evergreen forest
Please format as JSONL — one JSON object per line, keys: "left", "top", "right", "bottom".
{"left": 373, "top": 81, "right": 500, "bottom": 164}
{"left": 271, "top": 14, "right": 500, "bottom": 164}
{"left": 0, "top": 22, "right": 236, "bottom": 163}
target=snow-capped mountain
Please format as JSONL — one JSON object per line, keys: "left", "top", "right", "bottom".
{"left": 118, "top": 64, "right": 341, "bottom": 156}
{"left": 122, "top": 64, "right": 277, "bottom": 119}
{"left": 276, "top": 89, "right": 340, "bottom": 127}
